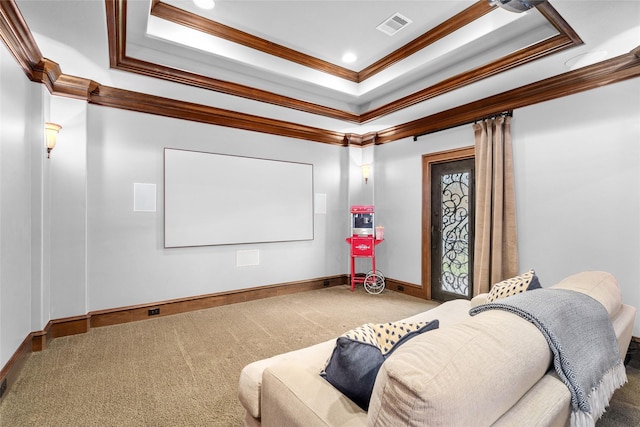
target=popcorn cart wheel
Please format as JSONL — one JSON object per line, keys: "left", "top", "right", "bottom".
{"left": 364, "top": 270, "right": 385, "bottom": 294}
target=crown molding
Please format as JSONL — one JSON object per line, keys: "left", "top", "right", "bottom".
{"left": 151, "top": 0, "right": 496, "bottom": 84}
{"left": 0, "top": 0, "right": 41, "bottom": 80}
{"left": 89, "top": 85, "right": 348, "bottom": 146}
{"left": 111, "top": 0, "right": 582, "bottom": 124}
{"left": 151, "top": 1, "right": 360, "bottom": 83}
{"left": 1, "top": 0, "right": 639, "bottom": 148}
{"left": 375, "top": 48, "right": 640, "bottom": 144}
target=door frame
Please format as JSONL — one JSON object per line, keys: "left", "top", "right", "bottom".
{"left": 421, "top": 146, "right": 475, "bottom": 300}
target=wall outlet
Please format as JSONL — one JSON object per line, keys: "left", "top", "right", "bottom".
{"left": 148, "top": 308, "right": 160, "bottom": 316}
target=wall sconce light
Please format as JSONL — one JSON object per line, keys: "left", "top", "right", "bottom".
{"left": 362, "top": 164, "right": 371, "bottom": 184}
{"left": 44, "top": 122, "right": 61, "bottom": 159}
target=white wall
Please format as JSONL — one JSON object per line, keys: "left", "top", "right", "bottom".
{"left": 48, "top": 96, "right": 88, "bottom": 319}
{"left": 2, "top": 42, "right": 640, "bottom": 372}
{"left": 376, "top": 79, "right": 640, "bottom": 336}
{"left": 84, "top": 106, "right": 348, "bottom": 311}
{"left": 514, "top": 79, "right": 640, "bottom": 335}
{"left": 0, "top": 46, "right": 42, "bottom": 367}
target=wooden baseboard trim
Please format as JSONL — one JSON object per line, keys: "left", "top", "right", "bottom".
{"left": 51, "top": 315, "right": 91, "bottom": 338}
{"left": 3, "top": 273, "right": 422, "bottom": 404}
{"left": 0, "top": 275, "right": 347, "bottom": 403}
{"left": 88, "top": 275, "right": 348, "bottom": 328}
{"left": 384, "top": 277, "right": 427, "bottom": 299}
{"left": 0, "top": 333, "right": 32, "bottom": 403}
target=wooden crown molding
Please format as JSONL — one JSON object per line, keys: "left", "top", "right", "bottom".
{"left": 151, "top": 1, "right": 359, "bottom": 83}
{"left": 2, "top": 0, "right": 639, "bottom": 147}
{"left": 112, "top": 0, "right": 582, "bottom": 124}
{"left": 32, "top": 58, "right": 99, "bottom": 100}
{"left": 0, "top": 0, "right": 42, "bottom": 80}
{"left": 150, "top": 0, "right": 495, "bottom": 85}
{"left": 108, "top": 0, "right": 358, "bottom": 123}
{"left": 358, "top": 0, "right": 495, "bottom": 82}
{"left": 375, "top": 48, "right": 640, "bottom": 144}
{"left": 89, "top": 85, "right": 348, "bottom": 146}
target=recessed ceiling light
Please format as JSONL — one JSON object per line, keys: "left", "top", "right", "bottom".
{"left": 342, "top": 52, "right": 357, "bottom": 64}
{"left": 193, "top": 0, "right": 215, "bottom": 10}
{"left": 564, "top": 51, "right": 608, "bottom": 70}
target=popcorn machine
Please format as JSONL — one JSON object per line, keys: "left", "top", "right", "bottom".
{"left": 345, "top": 205, "right": 385, "bottom": 294}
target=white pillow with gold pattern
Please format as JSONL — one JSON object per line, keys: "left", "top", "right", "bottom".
{"left": 487, "top": 269, "right": 541, "bottom": 302}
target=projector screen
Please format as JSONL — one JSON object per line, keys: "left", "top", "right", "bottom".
{"left": 164, "top": 148, "right": 314, "bottom": 247}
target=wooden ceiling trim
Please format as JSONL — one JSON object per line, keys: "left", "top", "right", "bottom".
{"left": 360, "top": 33, "right": 577, "bottom": 122}
{"left": 151, "top": 1, "right": 493, "bottom": 84}
{"left": 358, "top": 0, "right": 495, "bottom": 82}
{"left": 3, "top": 0, "right": 637, "bottom": 151}
{"left": 107, "top": 0, "right": 359, "bottom": 123}
{"left": 32, "top": 58, "right": 99, "bottom": 100}
{"left": 373, "top": 48, "right": 640, "bottom": 144}
{"left": 105, "top": 0, "right": 127, "bottom": 67}
{"left": 89, "top": 86, "right": 348, "bottom": 146}
{"left": 148, "top": 1, "right": 574, "bottom": 92}
{"left": 112, "top": 0, "right": 583, "bottom": 124}
{"left": 151, "top": 1, "right": 359, "bottom": 83}
{"left": 536, "top": 1, "right": 583, "bottom": 45}
{"left": 0, "top": 0, "right": 42, "bottom": 80}
{"left": 114, "top": 55, "right": 360, "bottom": 123}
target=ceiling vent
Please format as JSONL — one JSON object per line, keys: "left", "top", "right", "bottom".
{"left": 376, "top": 13, "right": 413, "bottom": 36}
{"left": 489, "top": 0, "right": 546, "bottom": 13}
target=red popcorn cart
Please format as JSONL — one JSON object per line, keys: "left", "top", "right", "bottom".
{"left": 345, "top": 205, "right": 385, "bottom": 294}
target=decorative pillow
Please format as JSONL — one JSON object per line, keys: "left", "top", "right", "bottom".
{"left": 320, "top": 320, "right": 439, "bottom": 410}
{"left": 487, "top": 269, "right": 542, "bottom": 302}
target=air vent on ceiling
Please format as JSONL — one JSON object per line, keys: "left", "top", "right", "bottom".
{"left": 376, "top": 13, "right": 412, "bottom": 36}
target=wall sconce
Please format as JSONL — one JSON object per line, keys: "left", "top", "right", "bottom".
{"left": 361, "top": 164, "right": 371, "bottom": 184}
{"left": 44, "top": 122, "right": 61, "bottom": 159}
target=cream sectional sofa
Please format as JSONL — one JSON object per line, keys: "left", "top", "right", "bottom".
{"left": 238, "top": 271, "right": 636, "bottom": 426}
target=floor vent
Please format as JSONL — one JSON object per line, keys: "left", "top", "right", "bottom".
{"left": 376, "top": 12, "right": 412, "bottom": 36}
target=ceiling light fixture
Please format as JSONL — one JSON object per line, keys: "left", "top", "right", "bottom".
{"left": 342, "top": 52, "right": 357, "bottom": 64}
{"left": 564, "top": 51, "right": 608, "bottom": 70}
{"left": 193, "top": 0, "right": 215, "bottom": 10}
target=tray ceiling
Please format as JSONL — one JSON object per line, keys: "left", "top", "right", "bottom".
{"left": 10, "top": 0, "right": 640, "bottom": 134}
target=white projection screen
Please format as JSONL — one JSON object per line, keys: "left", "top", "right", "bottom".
{"left": 164, "top": 148, "right": 314, "bottom": 247}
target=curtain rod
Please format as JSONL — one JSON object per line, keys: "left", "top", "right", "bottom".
{"left": 413, "top": 110, "right": 514, "bottom": 142}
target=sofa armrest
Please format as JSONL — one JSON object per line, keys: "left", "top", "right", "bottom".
{"left": 470, "top": 293, "right": 489, "bottom": 308}
{"left": 492, "top": 372, "right": 571, "bottom": 427}
{"left": 261, "top": 361, "right": 367, "bottom": 427}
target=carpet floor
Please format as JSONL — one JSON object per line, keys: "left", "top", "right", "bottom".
{"left": 0, "top": 285, "right": 637, "bottom": 426}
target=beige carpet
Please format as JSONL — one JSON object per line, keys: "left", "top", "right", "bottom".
{"left": 0, "top": 285, "right": 638, "bottom": 426}
{"left": 0, "top": 285, "right": 436, "bottom": 426}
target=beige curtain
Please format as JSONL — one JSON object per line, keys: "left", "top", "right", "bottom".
{"left": 473, "top": 116, "right": 518, "bottom": 296}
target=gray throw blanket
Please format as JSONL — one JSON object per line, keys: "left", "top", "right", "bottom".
{"left": 470, "top": 288, "right": 627, "bottom": 427}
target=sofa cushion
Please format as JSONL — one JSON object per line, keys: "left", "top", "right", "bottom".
{"left": 321, "top": 320, "right": 438, "bottom": 410}
{"left": 487, "top": 269, "right": 541, "bottom": 302}
{"left": 262, "top": 361, "right": 368, "bottom": 427}
{"left": 238, "top": 340, "right": 336, "bottom": 419}
{"left": 367, "top": 310, "right": 552, "bottom": 426}
{"left": 239, "top": 298, "right": 471, "bottom": 422}
{"left": 550, "top": 271, "right": 621, "bottom": 318}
